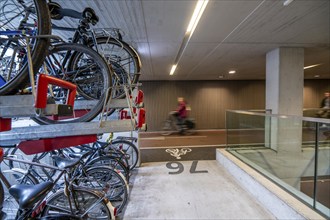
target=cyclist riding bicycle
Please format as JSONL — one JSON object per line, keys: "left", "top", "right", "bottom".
{"left": 175, "top": 97, "right": 187, "bottom": 122}
{"left": 162, "top": 97, "right": 195, "bottom": 135}
{"left": 168, "top": 97, "right": 189, "bottom": 133}
{"left": 317, "top": 92, "right": 330, "bottom": 119}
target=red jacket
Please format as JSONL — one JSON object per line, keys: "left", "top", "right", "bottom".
{"left": 177, "top": 101, "right": 187, "bottom": 118}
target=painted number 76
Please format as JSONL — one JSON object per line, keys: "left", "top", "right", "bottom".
{"left": 166, "top": 160, "right": 208, "bottom": 174}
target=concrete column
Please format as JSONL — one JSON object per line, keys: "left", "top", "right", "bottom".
{"left": 266, "top": 48, "right": 304, "bottom": 116}
{"left": 265, "top": 48, "right": 304, "bottom": 189}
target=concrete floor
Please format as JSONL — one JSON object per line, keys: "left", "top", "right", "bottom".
{"left": 122, "top": 160, "right": 275, "bottom": 219}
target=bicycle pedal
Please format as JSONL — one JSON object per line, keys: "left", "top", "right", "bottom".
{"left": 42, "top": 104, "right": 74, "bottom": 116}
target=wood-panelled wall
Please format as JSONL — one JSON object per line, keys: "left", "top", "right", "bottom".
{"left": 141, "top": 79, "right": 330, "bottom": 131}
{"left": 141, "top": 80, "right": 264, "bottom": 131}
{"left": 303, "top": 79, "right": 330, "bottom": 108}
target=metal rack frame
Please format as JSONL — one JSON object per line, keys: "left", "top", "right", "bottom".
{"left": 0, "top": 34, "right": 145, "bottom": 154}
{"left": 0, "top": 95, "right": 144, "bottom": 142}
{"left": 0, "top": 89, "right": 145, "bottom": 155}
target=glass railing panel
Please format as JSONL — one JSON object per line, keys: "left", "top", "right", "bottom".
{"left": 303, "top": 108, "right": 330, "bottom": 118}
{"left": 226, "top": 110, "right": 330, "bottom": 218}
{"left": 315, "top": 121, "right": 330, "bottom": 216}
{"left": 299, "top": 120, "right": 317, "bottom": 207}
{"left": 226, "top": 110, "right": 268, "bottom": 147}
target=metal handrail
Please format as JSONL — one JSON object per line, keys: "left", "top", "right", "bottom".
{"left": 226, "top": 109, "right": 330, "bottom": 123}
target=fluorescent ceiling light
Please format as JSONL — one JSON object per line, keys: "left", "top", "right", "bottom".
{"left": 304, "top": 63, "right": 322, "bottom": 70}
{"left": 228, "top": 70, "right": 236, "bottom": 74}
{"left": 170, "top": 65, "right": 177, "bottom": 75}
{"left": 186, "top": 0, "right": 208, "bottom": 34}
{"left": 169, "top": 0, "right": 208, "bottom": 75}
{"left": 314, "top": 75, "right": 320, "bottom": 78}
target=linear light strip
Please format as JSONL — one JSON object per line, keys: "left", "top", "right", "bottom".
{"left": 170, "top": 65, "right": 177, "bottom": 75}
{"left": 169, "top": 0, "right": 209, "bottom": 75}
{"left": 303, "top": 63, "right": 322, "bottom": 70}
{"left": 187, "top": 1, "right": 208, "bottom": 33}
{"left": 183, "top": 0, "right": 266, "bottom": 79}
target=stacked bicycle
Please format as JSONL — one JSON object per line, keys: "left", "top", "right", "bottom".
{"left": 1, "top": 0, "right": 143, "bottom": 219}
{"left": 1, "top": 0, "right": 142, "bottom": 124}
{"left": 0, "top": 147, "right": 117, "bottom": 219}
{"left": 1, "top": 134, "right": 139, "bottom": 219}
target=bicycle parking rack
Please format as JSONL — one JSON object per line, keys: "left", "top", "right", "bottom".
{"left": 0, "top": 34, "right": 145, "bottom": 155}
{"left": 0, "top": 86, "right": 146, "bottom": 154}
{"left": 100, "top": 84, "right": 146, "bottom": 130}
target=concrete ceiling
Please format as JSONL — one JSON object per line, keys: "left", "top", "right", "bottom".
{"left": 52, "top": 0, "right": 329, "bottom": 81}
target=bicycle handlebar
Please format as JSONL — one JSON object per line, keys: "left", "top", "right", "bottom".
{"left": 49, "top": 2, "right": 99, "bottom": 25}
{"left": 57, "top": 8, "right": 82, "bottom": 20}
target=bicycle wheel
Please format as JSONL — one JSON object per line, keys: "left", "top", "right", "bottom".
{"left": 87, "top": 155, "right": 130, "bottom": 181}
{"left": 111, "top": 140, "right": 139, "bottom": 170}
{"left": 0, "top": 177, "right": 4, "bottom": 218}
{"left": 93, "top": 141, "right": 129, "bottom": 169}
{"left": 91, "top": 37, "right": 141, "bottom": 99}
{"left": 0, "top": 0, "right": 51, "bottom": 95}
{"left": 78, "top": 166, "right": 128, "bottom": 214}
{"left": 161, "top": 120, "right": 174, "bottom": 136}
{"left": 32, "top": 43, "right": 112, "bottom": 124}
{"left": 6, "top": 148, "right": 29, "bottom": 171}
{"left": 42, "top": 188, "right": 114, "bottom": 219}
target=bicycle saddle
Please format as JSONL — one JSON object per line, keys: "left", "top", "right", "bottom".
{"left": 67, "top": 152, "right": 83, "bottom": 158}
{"left": 82, "top": 8, "right": 99, "bottom": 25}
{"left": 9, "top": 181, "right": 53, "bottom": 209}
{"left": 67, "top": 150, "right": 90, "bottom": 159}
{"left": 53, "top": 155, "right": 80, "bottom": 169}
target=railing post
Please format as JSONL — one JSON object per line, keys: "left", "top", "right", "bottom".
{"left": 313, "top": 122, "right": 319, "bottom": 208}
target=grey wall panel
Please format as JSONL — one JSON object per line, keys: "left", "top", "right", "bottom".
{"left": 141, "top": 80, "right": 329, "bottom": 131}
{"left": 303, "top": 79, "right": 330, "bottom": 108}
{"left": 141, "top": 80, "right": 265, "bottom": 131}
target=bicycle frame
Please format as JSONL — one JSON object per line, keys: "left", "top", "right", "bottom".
{"left": 0, "top": 155, "right": 113, "bottom": 219}
{"left": 5, "top": 147, "right": 125, "bottom": 185}
{"left": 50, "top": 8, "right": 140, "bottom": 90}
{"left": 0, "top": 150, "right": 62, "bottom": 218}
{"left": 0, "top": 156, "right": 61, "bottom": 219}
{"left": 0, "top": 30, "right": 36, "bottom": 36}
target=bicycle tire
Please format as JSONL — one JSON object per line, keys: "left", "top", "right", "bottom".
{"left": 78, "top": 166, "right": 128, "bottom": 214}
{"left": 42, "top": 188, "right": 114, "bottom": 219}
{"left": 111, "top": 140, "right": 139, "bottom": 170}
{"left": 93, "top": 141, "right": 129, "bottom": 168}
{"left": 90, "top": 37, "right": 141, "bottom": 99}
{"left": 161, "top": 120, "right": 174, "bottom": 136}
{"left": 86, "top": 155, "right": 130, "bottom": 181}
{"left": 32, "top": 43, "right": 112, "bottom": 124}
{"left": 0, "top": 0, "right": 51, "bottom": 95}
{"left": 0, "top": 179, "right": 3, "bottom": 216}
